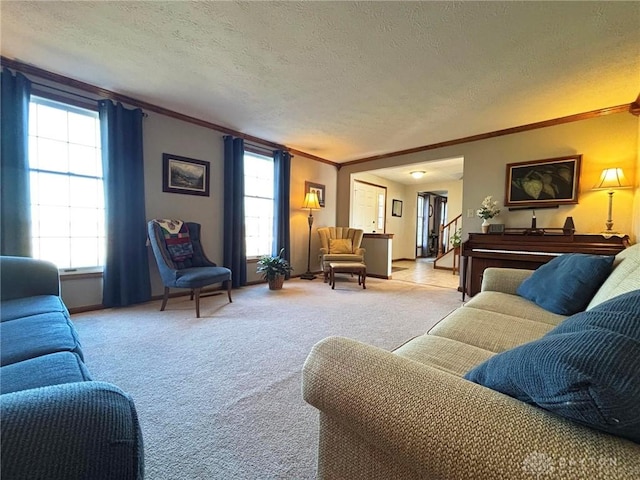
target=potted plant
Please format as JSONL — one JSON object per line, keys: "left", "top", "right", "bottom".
{"left": 450, "top": 228, "right": 462, "bottom": 250}
{"left": 256, "top": 248, "right": 293, "bottom": 290}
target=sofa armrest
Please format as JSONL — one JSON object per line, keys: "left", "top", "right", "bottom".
{"left": 319, "top": 248, "right": 329, "bottom": 255}
{"left": 303, "top": 337, "right": 639, "bottom": 479}
{"left": 1, "top": 381, "right": 144, "bottom": 480}
{"left": 354, "top": 247, "right": 365, "bottom": 256}
{"left": 481, "top": 267, "right": 534, "bottom": 295}
{"left": 0, "top": 256, "right": 60, "bottom": 301}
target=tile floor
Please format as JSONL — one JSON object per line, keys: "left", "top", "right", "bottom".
{"left": 391, "top": 257, "right": 461, "bottom": 290}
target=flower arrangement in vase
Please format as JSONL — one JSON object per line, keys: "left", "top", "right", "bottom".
{"left": 477, "top": 196, "right": 501, "bottom": 233}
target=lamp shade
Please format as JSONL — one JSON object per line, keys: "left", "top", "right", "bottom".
{"left": 593, "top": 168, "right": 629, "bottom": 190}
{"left": 410, "top": 171, "right": 425, "bottom": 179}
{"left": 302, "top": 191, "right": 320, "bottom": 210}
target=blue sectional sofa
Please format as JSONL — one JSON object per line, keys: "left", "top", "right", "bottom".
{"left": 0, "top": 256, "right": 144, "bottom": 479}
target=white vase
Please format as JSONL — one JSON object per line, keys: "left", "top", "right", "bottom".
{"left": 482, "top": 218, "right": 490, "bottom": 234}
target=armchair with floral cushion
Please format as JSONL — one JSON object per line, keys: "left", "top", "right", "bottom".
{"left": 317, "top": 227, "right": 365, "bottom": 282}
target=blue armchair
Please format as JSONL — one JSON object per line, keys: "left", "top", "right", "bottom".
{"left": 147, "top": 220, "right": 232, "bottom": 317}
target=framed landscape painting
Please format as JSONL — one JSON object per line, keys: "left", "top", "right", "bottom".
{"left": 163, "top": 153, "right": 210, "bottom": 197}
{"left": 505, "top": 155, "right": 581, "bottom": 207}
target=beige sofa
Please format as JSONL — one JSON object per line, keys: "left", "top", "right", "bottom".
{"left": 303, "top": 243, "right": 640, "bottom": 479}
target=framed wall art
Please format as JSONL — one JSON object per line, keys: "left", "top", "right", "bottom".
{"left": 162, "top": 153, "right": 210, "bottom": 197}
{"left": 392, "top": 199, "right": 403, "bottom": 217}
{"left": 505, "top": 155, "right": 581, "bottom": 208}
{"left": 305, "top": 181, "right": 325, "bottom": 208}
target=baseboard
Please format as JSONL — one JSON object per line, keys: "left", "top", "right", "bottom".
{"left": 69, "top": 286, "right": 227, "bottom": 314}
{"left": 68, "top": 304, "right": 107, "bottom": 314}
{"left": 366, "top": 273, "right": 391, "bottom": 279}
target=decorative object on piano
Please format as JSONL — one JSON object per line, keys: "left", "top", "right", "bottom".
{"left": 592, "top": 167, "right": 631, "bottom": 233}
{"left": 488, "top": 224, "right": 505, "bottom": 234}
{"left": 505, "top": 155, "right": 581, "bottom": 208}
{"left": 562, "top": 216, "right": 576, "bottom": 235}
{"left": 477, "top": 195, "right": 501, "bottom": 233}
{"left": 526, "top": 210, "right": 544, "bottom": 235}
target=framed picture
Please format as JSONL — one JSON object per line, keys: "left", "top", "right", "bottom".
{"left": 392, "top": 199, "right": 403, "bottom": 217}
{"left": 162, "top": 153, "right": 210, "bottom": 197}
{"left": 305, "top": 181, "right": 325, "bottom": 208}
{"left": 505, "top": 155, "right": 581, "bottom": 207}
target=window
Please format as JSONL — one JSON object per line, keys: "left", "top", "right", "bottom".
{"left": 244, "top": 151, "right": 274, "bottom": 257}
{"left": 28, "top": 96, "right": 105, "bottom": 272}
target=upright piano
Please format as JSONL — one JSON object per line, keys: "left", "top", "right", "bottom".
{"left": 461, "top": 231, "right": 629, "bottom": 299}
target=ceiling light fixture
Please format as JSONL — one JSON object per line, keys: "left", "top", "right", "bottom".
{"left": 410, "top": 171, "right": 425, "bottom": 179}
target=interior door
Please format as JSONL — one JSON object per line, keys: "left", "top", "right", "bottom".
{"left": 352, "top": 181, "right": 386, "bottom": 233}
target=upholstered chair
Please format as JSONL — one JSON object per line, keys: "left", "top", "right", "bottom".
{"left": 147, "top": 220, "right": 232, "bottom": 317}
{"left": 317, "top": 227, "right": 365, "bottom": 282}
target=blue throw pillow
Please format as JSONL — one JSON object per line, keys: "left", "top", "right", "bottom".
{"left": 464, "top": 290, "right": 640, "bottom": 443}
{"left": 516, "top": 253, "right": 614, "bottom": 315}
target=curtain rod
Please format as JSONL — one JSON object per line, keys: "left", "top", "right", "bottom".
{"left": 31, "top": 81, "right": 147, "bottom": 116}
{"left": 31, "top": 81, "right": 98, "bottom": 103}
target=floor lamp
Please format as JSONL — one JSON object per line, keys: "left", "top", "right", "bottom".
{"left": 300, "top": 191, "right": 320, "bottom": 280}
{"left": 592, "top": 167, "right": 630, "bottom": 234}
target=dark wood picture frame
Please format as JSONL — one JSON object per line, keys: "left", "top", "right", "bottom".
{"left": 392, "top": 199, "right": 403, "bottom": 217}
{"left": 305, "top": 181, "right": 325, "bottom": 208}
{"left": 505, "top": 155, "right": 581, "bottom": 207}
{"left": 162, "top": 153, "right": 210, "bottom": 197}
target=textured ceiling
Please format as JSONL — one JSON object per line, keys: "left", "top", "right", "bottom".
{"left": 1, "top": 1, "right": 639, "bottom": 164}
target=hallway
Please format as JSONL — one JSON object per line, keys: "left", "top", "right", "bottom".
{"left": 391, "top": 258, "right": 460, "bottom": 290}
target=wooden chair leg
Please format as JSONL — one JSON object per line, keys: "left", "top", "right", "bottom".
{"left": 226, "top": 280, "right": 233, "bottom": 303}
{"left": 194, "top": 287, "right": 201, "bottom": 318}
{"left": 160, "top": 287, "right": 170, "bottom": 311}
{"left": 190, "top": 290, "right": 194, "bottom": 301}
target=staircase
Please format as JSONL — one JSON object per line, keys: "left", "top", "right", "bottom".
{"left": 433, "top": 214, "right": 462, "bottom": 274}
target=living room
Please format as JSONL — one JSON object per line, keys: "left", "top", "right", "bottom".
{"left": 2, "top": 2, "right": 639, "bottom": 479}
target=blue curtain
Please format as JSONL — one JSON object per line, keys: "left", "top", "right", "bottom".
{"left": 1, "top": 69, "right": 32, "bottom": 256}
{"left": 223, "top": 136, "right": 247, "bottom": 287}
{"left": 273, "top": 150, "right": 291, "bottom": 279}
{"left": 99, "top": 100, "right": 151, "bottom": 307}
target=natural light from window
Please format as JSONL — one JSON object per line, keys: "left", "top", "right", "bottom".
{"left": 244, "top": 151, "right": 274, "bottom": 258}
{"left": 28, "top": 96, "right": 105, "bottom": 272}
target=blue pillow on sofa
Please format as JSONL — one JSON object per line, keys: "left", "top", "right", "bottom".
{"left": 464, "top": 290, "right": 640, "bottom": 443}
{"left": 516, "top": 253, "right": 614, "bottom": 315}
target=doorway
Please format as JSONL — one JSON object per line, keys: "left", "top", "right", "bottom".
{"left": 416, "top": 192, "right": 447, "bottom": 258}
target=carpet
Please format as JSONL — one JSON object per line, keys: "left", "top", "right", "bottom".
{"left": 73, "top": 277, "right": 462, "bottom": 479}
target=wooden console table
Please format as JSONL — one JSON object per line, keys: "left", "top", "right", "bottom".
{"left": 461, "top": 232, "right": 629, "bottom": 299}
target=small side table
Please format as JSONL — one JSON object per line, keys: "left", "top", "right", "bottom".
{"left": 329, "top": 262, "right": 367, "bottom": 290}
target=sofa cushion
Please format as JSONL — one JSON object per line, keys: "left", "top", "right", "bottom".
{"left": 587, "top": 243, "right": 640, "bottom": 310}
{"left": 1, "top": 295, "right": 68, "bottom": 322}
{"left": 1, "top": 312, "right": 83, "bottom": 366}
{"left": 0, "top": 352, "right": 92, "bottom": 394}
{"left": 329, "top": 238, "right": 353, "bottom": 254}
{"left": 516, "top": 253, "right": 614, "bottom": 315}
{"left": 464, "top": 291, "right": 566, "bottom": 326}
{"left": 464, "top": 290, "right": 640, "bottom": 443}
{"left": 394, "top": 335, "right": 494, "bottom": 377}
{"left": 429, "top": 307, "right": 555, "bottom": 353}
